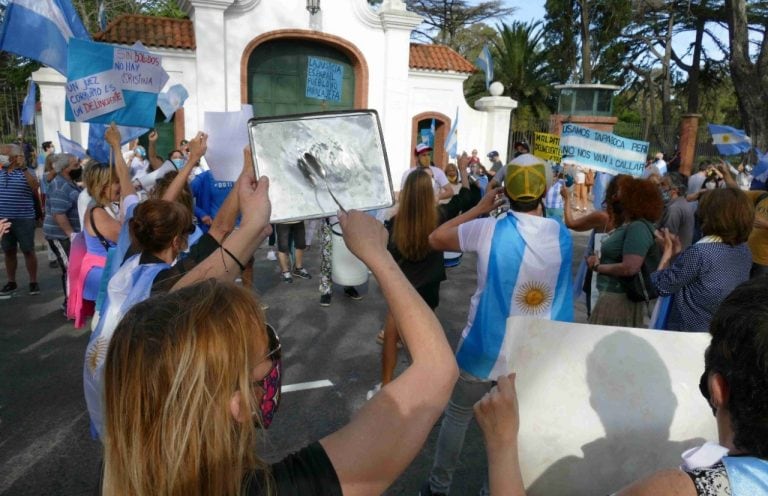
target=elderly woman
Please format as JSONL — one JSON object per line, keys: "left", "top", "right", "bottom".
{"left": 651, "top": 188, "right": 753, "bottom": 332}
{"left": 586, "top": 177, "right": 664, "bottom": 327}
{"left": 101, "top": 212, "right": 458, "bottom": 496}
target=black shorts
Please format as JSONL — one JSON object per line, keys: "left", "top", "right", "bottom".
{"left": 416, "top": 280, "right": 441, "bottom": 310}
{"left": 276, "top": 223, "right": 306, "bottom": 253}
{"left": 1, "top": 218, "right": 36, "bottom": 253}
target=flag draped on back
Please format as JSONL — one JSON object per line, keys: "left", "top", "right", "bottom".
{"left": 445, "top": 107, "right": 458, "bottom": 158}
{"left": 708, "top": 124, "right": 752, "bottom": 156}
{"left": 456, "top": 212, "right": 573, "bottom": 380}
{"left": 21, "top": 80, "right": 36, "bottom": 126}
{"left": 57, "top": 131, "right": 87, "bottom": 160}
{"left": 0, "top": 0, "right": 90, "bottom": 75}
{"left": 475, "top": 44, "right": 494, "bottom": 90}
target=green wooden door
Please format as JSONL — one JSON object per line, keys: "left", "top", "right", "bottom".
{"left": 247, "top": 39, "right": 356, "bottom": 117}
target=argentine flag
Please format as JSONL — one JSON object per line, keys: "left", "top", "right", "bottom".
{"left": 456, "top": 212, "right": 573, "bottom": 380}
{"left": 708, "top": 124, "right": 752, "bottom": 156}
{"left": 57, "top": 131, "right": 87, "bottom": 160}
{"left": 0, "top": 0, "right": 90, "bottom": 76}
{"left": 445, "top": 107, "right": 458, "bottom": 158}
{"left": 476, "top": 44, "right": 494, "bottom": 90}
{"left": 20, "top": 79, "right": 36, "bottom": 126}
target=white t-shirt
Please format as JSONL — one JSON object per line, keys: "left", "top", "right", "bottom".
{"left": 129, "top": 157, "right": 149, "bottom": 180}
{"left": 77, "top": 189, "right": 93, "bottom": 230}
{"left": 655, "top": 159, "right": 668, "bottom": 176}
{"left": 400, "top": 165, "right": 449, "bottom": 195}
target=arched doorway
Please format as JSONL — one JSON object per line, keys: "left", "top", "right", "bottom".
{"left": 411, "top": 112, "right": 451, "bottom": 168}
{"left": 241, "top": 30, "right": 368, "bottom": 118}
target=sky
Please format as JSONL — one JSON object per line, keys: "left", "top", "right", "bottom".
{"left": 509, "top": 1, "right": 546, "bottom": 23}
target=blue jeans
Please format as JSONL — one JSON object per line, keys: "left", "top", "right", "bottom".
{"left": 428, "top": 371, "right": 493, "bottom": 495}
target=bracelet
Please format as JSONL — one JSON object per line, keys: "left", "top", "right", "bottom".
{"left": 221, "top": 246, "right": 245, "bottom": 272}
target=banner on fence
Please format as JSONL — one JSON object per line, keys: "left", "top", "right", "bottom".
{"left": 65, "top": 39, "right": 168, "bottom": 128}
{"left": 559, "top": 123, "right": 648, "bottom": 177}
{"left": 534, "top": 132, "right": 561, "bottom": 162}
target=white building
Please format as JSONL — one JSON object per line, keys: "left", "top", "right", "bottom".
{"left": 33, "top": 0, "right": 516, "bottom": 184}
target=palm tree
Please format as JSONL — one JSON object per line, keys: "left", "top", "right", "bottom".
{"left": 492, "top": 20, "right": 554, "bottom": 118}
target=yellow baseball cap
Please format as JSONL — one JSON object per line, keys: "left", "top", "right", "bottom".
{"left": 505, "top": 155, "right": 546, "bottom": 201}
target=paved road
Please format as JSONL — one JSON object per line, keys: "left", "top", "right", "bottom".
{"left": 0, "top": 229, "right": 589, "bottom": 495}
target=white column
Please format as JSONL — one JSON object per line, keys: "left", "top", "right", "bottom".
{"left": 379, "top": 5, "right": 421, "bottom": 183}
{"left": 189, "top": 0, "right": 233, "bottom": 128}
{"left": 475, "top": 91, "right": 517, "bottom": 164}
{"left": 31, "top": 68, "right": 68, "bottom": 144}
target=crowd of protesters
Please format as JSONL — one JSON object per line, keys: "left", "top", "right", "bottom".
{"left": 2, "top": 130, "right": 767, "bottom": 496}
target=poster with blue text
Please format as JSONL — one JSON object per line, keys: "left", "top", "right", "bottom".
{"left": 65, "top": 38, "right": 168, "bottom": 128}
{"left": 306, "top": 57, "right": 343, "bottom": 102}
{"left": 560, "top": 124, "right": 648, "bottom": 177}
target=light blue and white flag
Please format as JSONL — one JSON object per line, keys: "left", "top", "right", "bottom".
{"left": 445, "top": 107, "right": 458, "bottom": 158}
{"left": 475, "top": 44, "right": 494, "bottom": 90}
{"left": 88, "top": 123, "right": 148, "bottom": 163}
{"left": 0, "top": 0, "right": 90, "bottom": 75}
{"left": 456, "top": 212, "right": 573, "bottom": 380}
{"left": 751, "top": 150, "right": 768, "bottom": 184}
{"left": 157, "top": 84, "right": 189, "bottom": 122}
{"left": 708, "top": 124, "right": 752, "bottom": 156}
{"left": 21, "top": 79, "right": 36, "bottom": 126}
{"left": 57, "top": 131, "right": 87, "bottom": 160}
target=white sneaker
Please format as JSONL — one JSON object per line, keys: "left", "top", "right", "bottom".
{"left": 366, "top": 383, "right": 382, "bottom": 400}
{"left": 266, "top": 250, "right": 277, "bottom": 261}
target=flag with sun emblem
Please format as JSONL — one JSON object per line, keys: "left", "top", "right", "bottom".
{"left": 83, "top": 253, "right": 169, "bottom": 438}
{"left": 708, "top": 124, "right": 751, "bottom": 156}
{"left": 456, "top": 211, "right": 573, "bottom": 380}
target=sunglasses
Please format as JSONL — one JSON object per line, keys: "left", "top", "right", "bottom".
{"left": 252, "top": 324, "right": 282, "bottom": 427}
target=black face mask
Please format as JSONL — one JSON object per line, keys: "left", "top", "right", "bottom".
{"left": 69, "top": 168, "right": 83, "bottom": 182}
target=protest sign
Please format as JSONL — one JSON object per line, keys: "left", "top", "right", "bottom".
{"left": 500, "top": 317, "right": 715, "bottom": 495}
{"left": 204, "top": 105, "right": 254, "bottom": 183}
{"left": 534, "top": 132, "right": 561, "bottom": 162}
{"left": 306, "top": 56, "right": 343, "bottom": 102}
{"left": 65, "top": 38, "right": 168, "bottom": 128}
{"left": 66, "top": 69, "right": 124, "bottom": 121}
{"left": 560, "top": 123, "right": 648, "bottom": 177}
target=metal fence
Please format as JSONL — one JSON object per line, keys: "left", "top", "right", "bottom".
{"left": 0, "top": 85, "right": 30, "bottom": 142}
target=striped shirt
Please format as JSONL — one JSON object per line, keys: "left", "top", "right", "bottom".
{"left": 0, "top": 167, "right": 36, "bottom": 219}
{"left": 43, "top": 175, "right": 81, "bottom": 239}
{"left": 545, "top": 179, "right": 565, "bottom": 209}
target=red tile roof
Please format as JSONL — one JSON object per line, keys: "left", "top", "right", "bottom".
{"left": 94, "top": 14, "right": 195, "bottom": 50}
{"left": 409, "top": 43, "right": 476, "bottom": 74}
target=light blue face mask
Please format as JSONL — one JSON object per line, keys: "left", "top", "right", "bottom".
{"left": 171, "top": 158, "right": 184, "bottom": 169}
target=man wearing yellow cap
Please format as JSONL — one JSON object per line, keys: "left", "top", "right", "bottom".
{"left": 420, "top": 160, "right": 574, "bottom": 496}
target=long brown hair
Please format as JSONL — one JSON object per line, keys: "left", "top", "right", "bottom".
{"left": 102, "top": 280, "right": 270, "bottom": 496}
{"left": 393, "top": 169, "right": 438, "bottom": 261}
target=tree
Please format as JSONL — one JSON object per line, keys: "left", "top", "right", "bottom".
{"left": 405, "top": 0, "right": 516, "bottom": 48}
{"left": 724, "top": 0, "right": 768, "bottom": 150}
{"left": 543, "top": 0, "right": 632, "bottom": 84}
{"left": 491, "top": 21, "right": 554, "bottom": 118}
{"left": 71, "top": 0, "right": 186, "bottom": 34}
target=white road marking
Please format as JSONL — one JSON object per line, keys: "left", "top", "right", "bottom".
{"left": 282, "top": 379, "right": 334, "bottom": 393}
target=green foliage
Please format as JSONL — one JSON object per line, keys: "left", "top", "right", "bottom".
{"left": 491, "top": 21, "right": 555, "bottom": 118}
{"left": 405, "top": 0, "right": 516, "bottom": 47}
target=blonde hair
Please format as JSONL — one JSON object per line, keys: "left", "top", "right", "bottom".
{"left": 83, "top": 163, "right": 116, "bottom": 207}
{"left": 393, "top": 169, "right": 438, "bottom": 261}
{"left": 103, "top": 280, "right": 270, "bottom": 496}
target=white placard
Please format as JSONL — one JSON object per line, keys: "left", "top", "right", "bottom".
{"left": 204, "top": 105, "right": 254, "bottom": 183}
{"left": 113, "top": 46, "right": 169, "bottom": 93}
{"left": 502, "top": 317, "right": 717, "bottom": 495}
{"left": 65, "top": 69, "right": 125, "bottom": 121}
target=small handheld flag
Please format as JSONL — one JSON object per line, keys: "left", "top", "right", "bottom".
{"left": 445, "top": 107, "right": 458, "bottom": 158}
{"left": 98, "top": 1, "right": 108, "bottom": 31}
{"left": 475, "top": 44, "right": 494, "bottom": 90}
{"left": 21, "top": 80, "right": 36, "bottom": 126}
{"left": 57, "top": 131, "right": 87, "bottom": 160}
{"left": 708, "top": 124, "right": 752, "bottom": 156}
